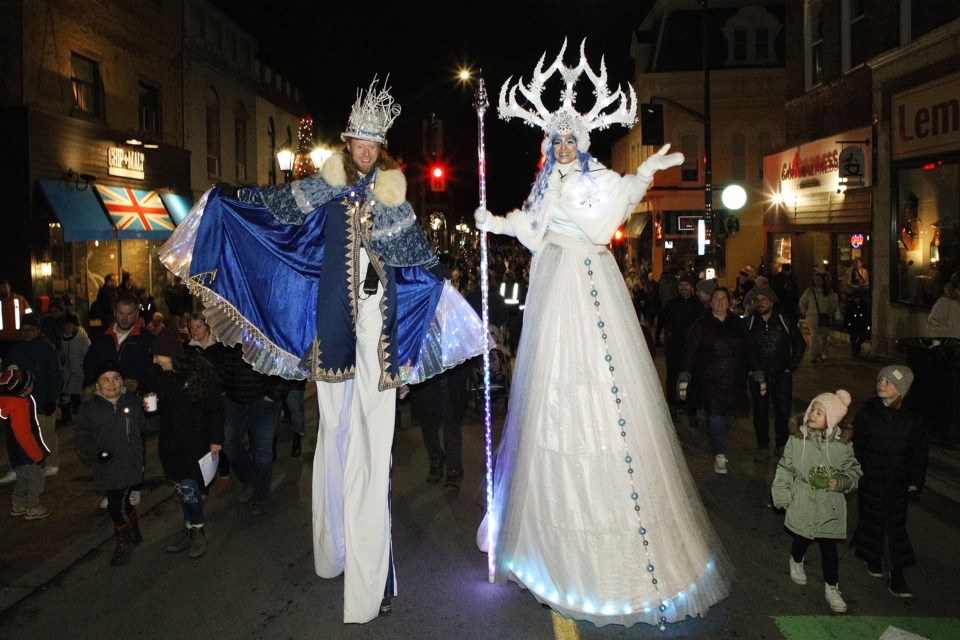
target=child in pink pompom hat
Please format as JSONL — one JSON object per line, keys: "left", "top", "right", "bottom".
{"left": 772, "top": 389, "right": 862, "bottom": 614}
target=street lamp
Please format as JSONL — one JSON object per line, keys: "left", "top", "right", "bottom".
{"left": 276, "top": 147, "right": 295, "bottom": 183}
{"left": 309, "top": 146, "right": 332, "bottom": 171}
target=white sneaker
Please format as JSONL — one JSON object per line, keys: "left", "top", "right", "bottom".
{"left": 789, "top": 557, "right": 807, "bottom": 585}
{"left": 99, "top": 496, "right": 108, "bottom": 509}
{"left": 129, "top": 491, "right": 141, "bottom": 506}
{"left": 42, "top": 466, "right": 59, "bottom": 477}
{"left": 714, "top": 454, "right": 728, "bottom": 474}
{"left": 824, "top": 583, "right": 847, "bottom": 613}
{"left": 0, "top": 470, "right": 16, "bottom": 486}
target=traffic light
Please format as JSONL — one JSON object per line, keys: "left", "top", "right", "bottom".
{"left": 430, "top": 165, "right": 446, "bottom": 192}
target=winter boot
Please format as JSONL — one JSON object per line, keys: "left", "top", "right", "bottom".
{"left": 166, "top": 525, "right": 192, "bottom": 553}
{"left": 129, "top": 508, "right": 142, "bottom": 547}
{"left": 426, "top": 458, "right": 444, "bottom": 483}
{"left": 189, "top": 526, "right": 207, "bottom": 559}
{"left": 111, "top": 529, "right": 132, "bottom": 566}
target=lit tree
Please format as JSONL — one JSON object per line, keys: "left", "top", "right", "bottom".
{"left": 294, "top": 116, "right": 316, "bottom": 179}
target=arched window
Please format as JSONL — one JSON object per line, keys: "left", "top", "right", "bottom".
{"left": 267, "top": 117, "right": 276, "bottom": 185}
{"left": 205, "top": 87, "right": 220, "bottom": 178}
{"left": 757, "top": 132, "right": 773, "bottom": 182}
{"left": 731, "top": 133, "right": 746, "bottom": 181}
{"left": 234, "top": 100, "right": 248, "bottom": 182}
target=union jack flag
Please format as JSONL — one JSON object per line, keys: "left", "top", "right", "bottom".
{"left": 95, "top": 186, "right": 175, "bottom": 233}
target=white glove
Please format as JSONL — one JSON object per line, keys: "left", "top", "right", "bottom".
{"left": 474, "top": 207, "right": 493, "bottom": 232}
{"left": 678, "top": 380, "right": 689, "bottom": 402}
{"left": 759, "top": 381, "right": 767, "bottom": 397}
{"left": 638, "top": 143, "right": 684, "bottom": 179}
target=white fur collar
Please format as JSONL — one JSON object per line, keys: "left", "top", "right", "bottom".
{"left": 319, "top": 152, "right": 407, "bottom": 207}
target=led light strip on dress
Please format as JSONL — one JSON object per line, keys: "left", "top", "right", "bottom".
{"left": 584, "top": 256, "right": 668, "bottom": 630}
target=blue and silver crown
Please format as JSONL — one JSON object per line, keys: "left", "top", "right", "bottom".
{"left": 342, "top": 76, "right": 401, "bottom": 146}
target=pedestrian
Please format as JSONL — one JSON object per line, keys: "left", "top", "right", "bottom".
{"left": 150, "top": 324, "right": 224, "bottom": 559}
{"left": 5, "top": 313, "right": 62, "bottom": 477}
{"left": 74, "top": 360, "right": 147, "bottom": 565}
{"left": 746, "top": 285, "right": 805, "bottom": 460}
{"left": 772, "top": 263, "right": 800, "bottom": 318}
{"left": 799, "top": 272, "right": 838, "bottom": 364}
{"left": 185, "top": 312, "right": 229, "bottom": 483}
{"left": 924, "top": 271, "right": 960, "bottom": 338}
{"left": 474, "top": 41, "right": 732, "bottom": 629}
{"left": 850, "top": 365, "right": 927, "bottom": 599}
{"left": 93, "top": 273, "right": 119, "bottom": 331}
{"left": 680, "top": 287, "right": 763, "bottom": 474}
{"left": 0, "top": 366, "right": 51, "bottom": 520}
{"left": 163, "top": 275, "right": 192, "bottom": 322}
{"left": 0, "top": 279, "right": 32, "bottom": 359}
{"left": 659, "top": 274, "right": 703, "bottom": 420}
{"left": 410, "top": 361, "right": 470, "bottom": 491}
{"left": 771, "top": 388, "right": 861, "bottom": 613}
{"left": 59, "top": 313, "right": 91, "bottom": 423}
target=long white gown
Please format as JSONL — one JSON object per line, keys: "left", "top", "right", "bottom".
{"left": 479, "top": 162, "right": 733, "bottom": 628}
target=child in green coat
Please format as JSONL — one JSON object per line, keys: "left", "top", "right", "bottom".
{"left": 772, "top": 389, "right": 862, "bottom": 614}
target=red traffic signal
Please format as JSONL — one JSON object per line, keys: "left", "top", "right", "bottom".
{"left": 430, "top": 165, "right": 446, "bottom": 191}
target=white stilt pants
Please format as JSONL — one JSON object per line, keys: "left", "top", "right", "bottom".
{"left": 312, "top": 251, "right": 397, "bottom": 624}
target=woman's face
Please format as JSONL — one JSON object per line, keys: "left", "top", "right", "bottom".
{"left": 553, "top": 134, "right": 578, "bottom": 165}
{"left": 710, "top": 290, "right": 730, "bottom": 316}
{"left": 96, "top": 371, "right": 123, "bottom": 401}
{"left": 189, "top": 319, "right": 210, "bottom": 342}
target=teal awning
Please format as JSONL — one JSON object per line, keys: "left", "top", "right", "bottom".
{"left": 37, "top": 180, "right": 114, "bottom": 242}
{"left": 159, "top": 193, "right": 193, "bottom": 225}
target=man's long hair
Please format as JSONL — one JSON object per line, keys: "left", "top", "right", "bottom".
{"left": 341, "top": 144, "right": 400, "bottom": 186}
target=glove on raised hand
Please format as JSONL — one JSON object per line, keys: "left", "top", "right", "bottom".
{"left": 474, "top": 208, "right": 494, "bottom": 232}
{"left": 638, "top": 144, "right": 685, "bottom": 179}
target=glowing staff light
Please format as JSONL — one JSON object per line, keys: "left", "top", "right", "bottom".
{"left": 473, "top": 74, "right": 496, "bottom": 583}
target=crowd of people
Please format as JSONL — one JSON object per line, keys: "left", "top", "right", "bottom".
{"left": 0, "top": 46, "right": 956, "bottom": 632}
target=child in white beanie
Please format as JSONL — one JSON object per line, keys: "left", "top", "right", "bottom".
{"left": 772, "top": 389, "right": 862, "bottom": 613}
{"left": 850, "top": 365, "right": 927, "bottom": 599}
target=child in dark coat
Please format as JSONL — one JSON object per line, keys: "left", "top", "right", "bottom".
{"left": 74, "top": 360, "right": 148, "bottom": 565}
{"left": 850, "top": 365, "right": 928, "bottom": 599}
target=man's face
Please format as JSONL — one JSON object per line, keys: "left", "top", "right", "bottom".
{"left": 678, "top": 282, "right": 693, "bottom": 298}
{"left": 754, "top": 294, "right": 772, "bottom": 316}
{"left": 114, "top": 303, "right": 139, "bottom": 331}
{"left": 20, "top": 325, "right": 40, "bottom": 341}
{"left": 347, "top": 138, "right": 380, "bottom": 174}
{"left": 106, "top": 275, "right": 118, "bottom": 289}
{"left": 0, "top": 283, "right": 10, "bottom": 299}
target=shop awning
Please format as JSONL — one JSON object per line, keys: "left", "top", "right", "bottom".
{"left": 37, "top": 180, "right": 115, "bottom": 242}
{"left": 159, "top": 192, "right": 193, "bottom": 225}
{"left": 95, "top": 185, "right": 176, "bottom": 240}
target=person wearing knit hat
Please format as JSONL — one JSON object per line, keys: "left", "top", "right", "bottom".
{"left": 772, "top": 388, "right": 861, "bottom": 614}
{"left": 0, "top": 364, "right": 51, "bottom": 520}
{"left": 850, "top": 364, "right": 927, "bottom": 599}
{"left": 19, "top": 313, "right": 41, "bottom": 328}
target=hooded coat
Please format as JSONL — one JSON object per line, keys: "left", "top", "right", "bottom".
{"left": 74, "top": 391, "right": 146, "bottom": 490}
{"left": 772, "top": 419, "right": 861, "bottom": 540}
{"left": 850, "top": 395, "right": 928, "bottom": 569}
{"left": 682, "top": 313, "right": 758, "bottom": 415}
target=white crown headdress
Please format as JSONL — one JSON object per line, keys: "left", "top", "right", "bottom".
{"left": 498, "top": 39, "right": 637, "bottom": 153}
{"left": 341, "top": 76, "right": 401, "bottom": 145}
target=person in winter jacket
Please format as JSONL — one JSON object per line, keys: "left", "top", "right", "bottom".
{"left": 850, "top": 365, "right": 927, "bottom": 599}
{"left": 660, "top": 274, "right": 703, "bottom": 418}
{"left": 74, "top": 360, "right": 148, "bottom": 565}
{"left": 772, "top": 389, "right": 861, "bottom": 614}
{"left": 59, "top": 313, "right": 90, "bottom": 422}
{"left": 680, "top": 287, "right": 763, "bottom": 474}
{"left": 924, "top": 271, "right": 960, "bottom": 339}
{"left": 5, "top": 313, "right": 63, "bottom": 476}
{"left": 799, "top": 272, "right": 839, "bottom": 364}
{"left": 185, "top": 312, "right": 229, "bottom": 482}
{"left": 1, "top": 366, "right": 50, "bottom": 519}
{"left": 151, "top": 324, "right": 224, "bottom": 559}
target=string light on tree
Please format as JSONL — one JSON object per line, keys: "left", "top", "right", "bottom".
{"left": 294, "top": 116, "right": 316, "bottom": 179}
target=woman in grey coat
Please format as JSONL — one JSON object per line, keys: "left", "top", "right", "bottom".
{"left": 74, "top": 360, "right": 148, "bottom": 566}
{"left": 58, "top": 313, "right": 90, "bottom": 422}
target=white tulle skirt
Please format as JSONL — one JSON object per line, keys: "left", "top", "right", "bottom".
{"left": 479, "top": 231, "right": 733, "bottom": 628}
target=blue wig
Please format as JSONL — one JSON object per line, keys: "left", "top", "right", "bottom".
{"left": 523, "top": 131, "right": 592, "bottom": 212}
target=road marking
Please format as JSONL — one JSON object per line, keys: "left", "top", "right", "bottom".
{"left": 551, "top": 610, "right": 580, "bottom": 640}
{"left": 774, "top": 616, "right": 960, "bottom": 640}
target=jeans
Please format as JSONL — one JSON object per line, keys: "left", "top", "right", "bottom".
{"left": 706, "top": 414, "right": 734, "bottom": 456}
{"left": 174, "top": 478, "right": 204, "bottom": 526}
{"left": 12, "top": 463, "right": 44, "bottom": 508}
{"left": 223, "top": 397, "right": 280, "bottom": 504}
{"left": 419, "top": 376, "right": 464, "bottom": 473}
{"left": 751, "top": 372, "right": 793, "bottom": 451}
{"left": 283, "top": 386, "right": 306, "bottom": 435}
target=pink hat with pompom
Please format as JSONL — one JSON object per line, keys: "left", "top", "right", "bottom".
{"left": 804, "top": 389, "right": 852, "bottom": 432}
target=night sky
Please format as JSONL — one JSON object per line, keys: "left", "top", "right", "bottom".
{"left": 211, "top": 0, "right": 655, "bottom": 220}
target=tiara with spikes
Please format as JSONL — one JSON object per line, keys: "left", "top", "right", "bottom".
{"left": 498, "top": 39, "right": 637, "bottom": 152}
{"left": 341, "top": 76, "right": 401, "bottom": 145}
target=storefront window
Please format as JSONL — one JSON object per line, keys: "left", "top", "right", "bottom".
{"left": 769, "top": 233, "right": 792, "bottom": 269}
{"left": 894, "top": 162, "right": 959, "bottom": 305}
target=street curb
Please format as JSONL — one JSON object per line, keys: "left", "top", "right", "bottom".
{"left": 0, "top": 486, "right": 176, "bottom": 615}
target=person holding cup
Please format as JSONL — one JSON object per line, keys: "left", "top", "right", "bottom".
{"left": 150, "top": 324, "right": 224, "bottom": 559}
{"left": 772, "top": 389, "right": 862, "bottom": 614}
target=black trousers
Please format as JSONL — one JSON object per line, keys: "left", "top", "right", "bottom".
{"left": 791, "top": 532, "right": 839, "bottom": 585}
{"left": 751, "top": 372, "right": 793, "bottom": 450}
